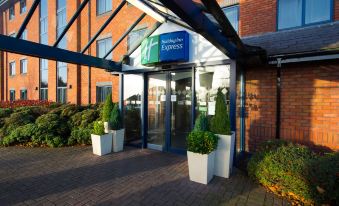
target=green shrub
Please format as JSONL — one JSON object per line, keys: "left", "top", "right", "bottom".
{"left": 0, "top": 108, "right": 12, "bottom": 118}
{"left": 102, "top": 94, "right": 113, "bottom": 122}
{"left": 0, "top": 111, "right": 36, "bottom": 138}
{"left": 13, "top": 106, "right": 49, "bottom": 118}
{"left": 247, "top": 141, "right": 338, "bottom": 205}
{"left": 60, "top": 104, "right": 81, "bottom": 118}
{"left": 109, "top": 104, "right": 121, "bottom": 130}
{"left": 210, "top": 88, "right": 231, "bottom": 135}
{"left": 68, "top": 109, "right": 99, "bottom": 128}
{"left": 194, "top": 114, "right": 209, "bottom": 132}
{"left": 2, "top": 124, "right": 38, "bottom": 146}
{"left": 187, "top": 131, "right": 218, "bottom": 154}
{"left": 92, "top": 121, "right": 105, "bottom": 135}
{"left": 68, "top": 127, "right": 92, "bottom": 146}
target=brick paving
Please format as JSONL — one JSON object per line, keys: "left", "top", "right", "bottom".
{"left": 0, "top": 146, "right": 289, "bottom": 206}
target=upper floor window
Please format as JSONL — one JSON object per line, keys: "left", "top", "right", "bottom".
{"left": 20, "top": 59, "right": 27, "bottom": 74}
{"left": 9, "top": 5, "right": 15, "bottom": 20}
{"left": 20, "top": 29, "right": 27, "bottom": 40}
{"left": 20, "top": 0, "right": 26, "bottom": 14}
{"left": 9, "top": 62, "right": 16, "bottom": 76}
{"left": 222, "top": 5, "right": 239, "bottom": 33}
{"left": 57, "top": 0, "right": 67, "bottom": 49}
{"left": 97, "top": 37, "right": 112, "bottom": 60}
{"left": 40, "top": 0, "right": 48, "bottom": 45}
{"left": 278, "top": 0, "right": 333, "bottom": 30}
{"left": 128, "top": 28, "right": 147, "bottom": 51}
{"left": 97, "top": 0, "right": 112, "bottom": 15}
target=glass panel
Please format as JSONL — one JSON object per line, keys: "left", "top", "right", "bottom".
{"left": 57, "top": 88, "right": 67, "bottom": 103}
{"left": 223, "top": 6, "right": 239, "bottom": 33}
{"left": 195, "top": 65, "right": 230, "bottom": 119}
{"left": 148, "top": 73, "right": 167, "bottom": 149}
{"left": 57, "top": 62, "right": 67, "bottom": 87}
{"left": 40, "top": 0, "right": 48, "bottom": 18}
{"left": 40, "top": 88, "right": 48, "bottom": 100}
{"left": 10, "top": 90, "right": 15, "bottom": 101}
{"left": 278, "top": 0, "right": 302, "bottom": 29}
{"left": 128, "top": 29, "right": 147, "bottom": 50}
{"left": 124, "top": 74, "right": 143, "bottom": 145}
{"left": 20, "top": 90, "right": 27, "bottom": 100}
{"left": 170, "top": 71, "right": 192, "bottom": 150}
{"left": 20, "top": 59, "right": 27, "bottom": 73}
{"left": 305, "top": 0, "right": 331, "bottom": 24}
{"left": 96, "top": 86, "right": 112, "bottom": 102}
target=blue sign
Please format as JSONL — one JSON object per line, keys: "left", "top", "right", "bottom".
{"left": 159, "top": 31, "right": 189, "bottom": 63}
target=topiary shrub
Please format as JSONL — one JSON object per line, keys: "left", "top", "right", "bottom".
{"left": 109, "top": 104, "right": 122, "bottom": 130}
{"left": 194, "top": 114, "right": 209, "bottom": 132}
{"left": 210, "top": 88, "right": 231, "bottom": 135}
{"left": 247, "top": 141, "right": 338, "bottom": 205}
{"left": 92, "top": 121, "right": 105, "bottom": 135}
{"left": 2, "top": 124, "right": 38, "bottom": 146}
{"left": 102, "top": 94, "right": 113, "bottom": 122}
{"left": 187, "top": 131, "right": 218, "bottom": 154}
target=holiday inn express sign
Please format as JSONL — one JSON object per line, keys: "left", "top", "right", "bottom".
{"left": 141, "top": 31, "right": 189, "bottom": 65}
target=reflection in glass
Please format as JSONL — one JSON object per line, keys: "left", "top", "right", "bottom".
{"left": 124, "top": 75, "right": 143, "bottom": 145}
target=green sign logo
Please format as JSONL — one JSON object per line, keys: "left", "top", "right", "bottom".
{"left": 141, "top": 35, "right": 159, "bottom": 65}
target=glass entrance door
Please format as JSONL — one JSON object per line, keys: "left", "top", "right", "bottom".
{"left": 147, "top": 70, "right": 192, "bottom": 152}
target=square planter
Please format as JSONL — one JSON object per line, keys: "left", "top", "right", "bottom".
{"left": 110, "top": 129, "right": 125, "bottom": 152}
{"left": 91, "top": 133, "right": 113, "bottom": 156}
{"left": 214, "top": 132, "right": 235, "bottom": 178}
{"left": 104, "top": 122, "right": 110, "bottom": 134}
{"left": 187, "top": 151, "right": 215, "bottom": 184}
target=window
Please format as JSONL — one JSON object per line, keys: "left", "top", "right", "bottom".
{"left": 20, "top": 30, "right": 27, "bottom": 40}
{"left": 20, "top": 59, "right": 27, "bottom": 74}
{"left": 9, "top": 62, "right": 15, "bottom": 76}
{"left": 20, "top": 89, "right": 27, "bottom": 100}
{"left": 40, "top": 0, "right": 48, "bottom": 44}
{"left": 97, "top": 37, "right": 112, "bottom": 60}
{"left": 97, "top": 0, "right": 112, "bottom": 15}
{"left": 40, "top": 59, "right": 48, "bottom": 101}
{"left": 9, "top": 5, "right": 14, "bottom": 20}
{"left": 57, "top": 0, "right": 67, "bottom": 49}
{"left": 9, "top": 33, "right": 16, "bottom": 38}
{"left": 128, "top": 28, "right": 147, "bottom": 51}
{"left": 57, "top": 62, "right": 67, "bottom": 103}
{"left": 10, "top": 90, "right": 15, "bottom": 101}
{"left": 57, "top": 88, "right": 67, "bottom": 103}
{"left": 278, "top": 0, "right": 333, "bottom": 30}
{"left": 20, "top": 0, "right": 26, "bottom": 14}
{"left": 96, "top": 85, "right": 112, "bottom": 103}
{"left": 222, "top": 5, "right": 239, "bottom": 33}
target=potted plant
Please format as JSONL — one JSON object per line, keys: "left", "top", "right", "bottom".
{"left": 103, "top": 94, "right": 113, "bottom": 133}
{"left": 210, "top": 88, "right": 235, "bottom": 178}
{"left": 91, "top": 121, "right": 112, "bottom": 156}
{"left": 109, "top": 104, "right": 125, "bottom": 152}
{"left": 187, "top": 130, "right": 218, "bottom": 184}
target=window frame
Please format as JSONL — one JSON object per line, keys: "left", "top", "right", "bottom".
{"left": 96, "top": 85, "right": 112, "bottom": 103}
{"left": 97, "top": 0, "right": 113, "bottom": 16}
{"left": 9, "top": 61, "right": 16, "bottom": 76}
{"left": 20, "top": 59, "right": 28, "bottom": 74}
{"left": 9, "top": 5, "right": 15, "bottom": 20}
{"left": 277, "top": 0, "right": 334, "bottom": 31}
{"left": 20, "top": 89, "right": 27, "bottom": 100}
{"left": 9, "top": 90, "right": 16, "bottom": 101}
{"left": 222, "top": 4, "right": 240, "bottom": 34}
{"left": 96, "top": 37, "right": 113, "bottom": 60}
{"left": 20, "top": 0, "right": 27, "bottom": 14}
{"left": 127, "top": 28, "right": 147, "bottom": 51}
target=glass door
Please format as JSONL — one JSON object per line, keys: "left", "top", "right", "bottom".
{"left": 147, "top": 73, "right": 167, "bottom": 150}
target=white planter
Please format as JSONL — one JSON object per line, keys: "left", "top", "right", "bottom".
{"left": 187, "top": 151, "right": 215, "bottom": 184}
{"left": 91, "top": 133, "right": 113, "bottom": 156}
{"left": 214, "top": 132, "right": 235, "bottom": 178}
{"left": 110, "top": 129, "right": 125, "bottom": 152}
{"left": 104, "top": 122, "right": 110, "bottom": 133}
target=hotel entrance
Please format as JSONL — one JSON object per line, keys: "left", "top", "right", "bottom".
{"left": 147, "top": 69, "right": 193, "bottom": 153}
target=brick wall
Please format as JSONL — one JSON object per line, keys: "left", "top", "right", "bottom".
{"left": 243, "top": 62, "right": 339, "bottom": 152}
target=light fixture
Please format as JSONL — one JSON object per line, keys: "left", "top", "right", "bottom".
{"left": 69, "top": 85, "right": 72, "bottom": 89}
{"left": 126, "top": 0, "right": 166, "bottom": 23}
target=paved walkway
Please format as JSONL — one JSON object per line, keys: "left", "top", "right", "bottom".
{"left": 0, "top": 146, "right": 289, "bottom": 206}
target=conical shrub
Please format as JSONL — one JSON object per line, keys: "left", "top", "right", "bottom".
{"left": 102, "top": 94, "right": 113, "bottom": 122}
{"left": 210, "top": 88, "right": 231, "bottom": 135}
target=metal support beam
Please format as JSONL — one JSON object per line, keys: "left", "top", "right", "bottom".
{"left": 200, "top": 0, "right": 246, "bottom": 52}
{"left": 81, "top": 0, "right": 126, "bottom": 53}
{"left": 0, "top": 34, "right": 121, "bottom": 71}
{"left": 53, "top": 0, "right": 90, "bottom": 47}
{"left": 16, "top": 0, "right": 40, "bottom": 39}
{"left": 103, "top": 13, "right": 146, "bottom": 59}
{"left": 158, "top": 0, "right": 238, "bottom": 59}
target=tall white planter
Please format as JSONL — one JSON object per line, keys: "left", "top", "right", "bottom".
{"left": 187, "top": 151, "right": 215, "bottom": 184}
{"left": 214, "top": 132, "right": 235, "bottom": 178}
{"left": 91, "top": 133, "right": 113, "bottom": 156}
{"left": 104, "top": 122, "right": 110, "bottom": 133}
{"left": 110, "top": 129, "right": 125, "bottom": 152}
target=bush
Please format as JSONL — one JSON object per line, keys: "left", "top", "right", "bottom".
{"left": 109, "top": 104, "right": 122, "bottom": 130}
{"left": 194, "top": 114, "right": 209, "bottom": 132}
{"left": 247, "top": 140, "right": 338, "bottom": 205}
{"left": 68, "top": 109, "right": 99, "bottom": 128}
{"left": 92, "top": 121, "right": 105, "bottom": 135}
{"left": 0, "top": 111, "right": 36, "bottom": 138}
{"left": 0, "top": 108, "right": 12, "bottom": 119}
{"left": 210, "top": 88, "right": 231, "bottom": 135}
{"left": 2, "top": 124, "right": 38, "bottom": 146}
{"left": 187, "top": 131, "right": 218, "bottom": 154}
{"left": 68, "top": 127, "right": 92, "bottom": 146}
{"left": 102, "top": 94, "right": 113, "bottom": 122}
{"left": 60, "top": 104, "right": 81, "bottom": 118}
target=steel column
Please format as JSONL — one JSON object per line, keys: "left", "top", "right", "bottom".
{"left": 16, "top": 0, "right": 41, "bottom": 39}
{"left": 53, "top": 0, "right": 90, "bottom": 47}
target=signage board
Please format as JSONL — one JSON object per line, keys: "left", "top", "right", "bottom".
{"left": 141, "top": 31, "right": 189, "bottom": 66}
